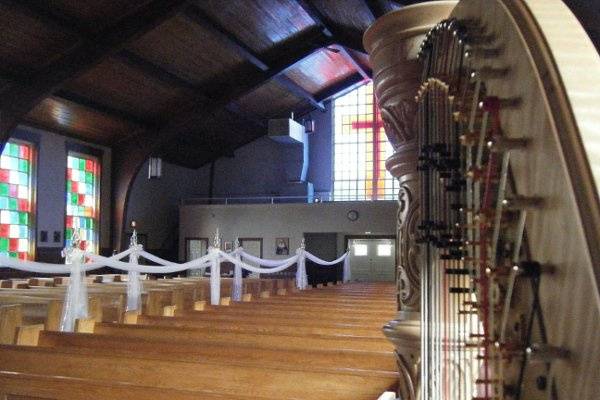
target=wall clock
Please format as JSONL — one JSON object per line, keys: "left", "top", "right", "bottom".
{"left": 347, "top": 210, "right": 359, "bottom": 221}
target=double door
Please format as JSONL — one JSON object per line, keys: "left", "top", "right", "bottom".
{"left": 348, "top": 237, "right": 395, "bottom": 282}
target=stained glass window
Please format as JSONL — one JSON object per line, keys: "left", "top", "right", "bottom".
{"left": 0, "top": 140, "right": 34, "bottom": 260}
{"left": 65, "top": 153, "right": 99, "bottom": 252}
{"left": 333, "top": 81, "right": 399, "bottom": 201}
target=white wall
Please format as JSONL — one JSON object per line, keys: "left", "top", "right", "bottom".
{"left": 179, "top": 200, "right": 397, "bottom": 261}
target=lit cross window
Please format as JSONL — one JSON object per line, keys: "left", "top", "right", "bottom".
{"left": 333, "top": 81, "right": 399, "bottom": 201}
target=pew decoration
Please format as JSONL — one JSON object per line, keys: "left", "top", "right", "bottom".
{"left": 0, "top": 230, "right": 351, "bottom": 331}
{"left": 59, "top": 231, "right": 88, "bottom": 332}
{"left": 126, "top": 222, "right": 142, "bottom": 312}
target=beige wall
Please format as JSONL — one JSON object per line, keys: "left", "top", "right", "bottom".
{"left": 179, "top": 201, "right": 397, "bottom": 261}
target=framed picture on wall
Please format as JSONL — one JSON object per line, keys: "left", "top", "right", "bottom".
{"left": 275, "top": 237, "right": 289, "bottom": 255}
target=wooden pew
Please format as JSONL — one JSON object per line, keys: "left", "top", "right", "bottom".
{"left": 136, "top": 310, "right": 386, "bottom": 329}
{"left": 0, "top": 295, "right": 63, "bottom": 330}
{"left": 195, "top": 306, "right": 391, "bottom": 324}
{"left": 39, "top": 330, "right": 396, "bottom": 372}
{"left": 92, "top": 323, "right": 394, "bottom": 352}
{"left": 0, "top": 344, "right": 397, "bottom": 400}
{"left": 137, "top": 314, "right": 382, "bottom": 336}
{"left": 0, "top": 370, "right": 255, "bottom": 400}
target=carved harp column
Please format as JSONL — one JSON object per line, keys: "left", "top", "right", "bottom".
{"left": 364, "top": 3, "right": 457, "bottom": 399}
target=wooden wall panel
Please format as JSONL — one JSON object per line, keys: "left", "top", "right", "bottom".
{"left": 127, "top": 15, "right": 247, "bottom": 86}
{"left": 284, "top": 49, "right": 356, "bottom": 94}
{"left": 194, "top": 0, "right": 316, "bottom": 54}
{"left": 63, "top": 57, "right": 194, "bottom": 122}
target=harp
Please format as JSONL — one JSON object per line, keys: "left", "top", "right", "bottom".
{"left": 364, "top": 1, "right": 600, "bottom": 399}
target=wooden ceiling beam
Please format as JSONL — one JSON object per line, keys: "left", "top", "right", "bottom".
{"left": 0, "top": 70, "right": 156, "bottom": 135}
{"left": 273, "top": 76, "right": 326, "bottom": 112}
{"left": 333, "top": 45, "right": 373, "bottom": 80}
{"left": 114, "top": 50, "right": 197, "bottom": 91}
{"left": 0, "top": 0, "right": 92, "bottom": 39}
{"left": 0, "top": 0, "right": 188, "bottom": 145}
{"left": 315, "top": 72, "right": 368, "bottom": 102}
{"left": 225, "top": 102, "right": 268, "bottom": 129}
{"left": 295, "top": 0, "right": 333, "bottom": 38}
{"left": 182, "top": 5, "right": 269, "bottom": 72}
{"left": 296, "top": 0, "right": 365, "bottom": 52}
{"left": 183, "top": 4, "right": 325, "bottom": 112}
{"left": 53, "top": 90, "right": 157, "bottom": 130}
{"left": 161, "top": 30, "right": 329, "bottom": 136}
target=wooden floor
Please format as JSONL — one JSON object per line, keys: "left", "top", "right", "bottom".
{"left": 0, "top": 277, "right": 398, "bottom": 399}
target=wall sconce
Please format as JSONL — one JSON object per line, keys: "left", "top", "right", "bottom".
{"left": 302, "top": 116, "right": 315, "bottom": 134}
{"left": 148, "top": 157, "right": 162, "bottom": 179}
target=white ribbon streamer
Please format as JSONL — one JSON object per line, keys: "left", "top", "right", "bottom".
{"left": 343, "top": 255, "right": 351, "bottom": 283}
{"left": 304, "top": 251, "right": 348, "bottom": 266}
{"left": 305, "top": 251, "right": 350, "bottom": 283}
{"left": 219, "top": 251, "right": 300, "bottom": 274}
{"left": 126, "top": 249, "right": 143, "bottom": 312}
{"left": 232, "top": 251, "right": 243, "bottom": 302}
{"left": 238, "top": 250, "right": 299, "bottom": 267}
{"left": 295, "top": 249, "right": 308, "bottom": 290}
{"left": 209, "top": 248, "right": 220, "bottom": 305}
{"left": 0, "top": 247, "right": 136, "bottom": 274}
{"left": 59, "top": 248, "right": 88, "bottom": 332}
{"left": 0, "top": 242, "right": 351, "bottom": 312}
{"left": 84, "top": 253, "right": 213, "bottom": 273}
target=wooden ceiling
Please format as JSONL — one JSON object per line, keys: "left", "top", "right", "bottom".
{"left": 0, "top": 0, "right": 424, "bottom": 168}
{"left": 1, "top": 0, "right": 597, "bottom": 170}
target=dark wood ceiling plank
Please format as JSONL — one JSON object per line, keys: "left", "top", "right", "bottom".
{"left": 0, "top": 0, "right": 90, "bottom": 38}
{"left": 274, "top": 75, "right": 325, "bottom": 112}
{"left": 182, "top": 4, "right": 269, "bottom": 72}
{"left": 0, "top": 0, "right": 188, "bottom": 142}
{"left": 25, "top": 96, "right": 136, "bottom": 145}
{"left": 0, "top": 68, "right": 147, "bottom": 139}
{"left": 314, "top": 72, "right": 367, "bottom": 102}
{"left": 226, "top": 102, "right": 268, "bottom": 130}
{"left": 53, "top": 89, "right": 155, "bottom": 131}
{"left": 364, "top": 0, "right": 396, "bottom": 19}
{"left": 194, "top": 0, "right": 317, "bottom": 54}
{"left": 115, "top": 50, "right": 197, "bottom": 90}
{"left": 295, "top": 0, "right": 333, "bottom": 38}
{"left": 296, "top": 0, "right": 365, "bottom": 51}
{"left": 183, "top": 4, "right": 324, "bottom": 111}
{"left": 334, "top": 45, "right": 373, "bottom": 79}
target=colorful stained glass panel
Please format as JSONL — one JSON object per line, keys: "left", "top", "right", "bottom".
{"left": 0, "top": 141, "right": 34, "bottom": 260}
{"left": 65, "top": 154, "right": 99, "bottom": 251}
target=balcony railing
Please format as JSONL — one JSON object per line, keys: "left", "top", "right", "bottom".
{"left": 181, "top": 193, "right": 396, "bottom": 205}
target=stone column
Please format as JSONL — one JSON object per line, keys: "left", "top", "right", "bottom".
{"left": 363, "top": 3, "right": 457, "bottom": 399}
